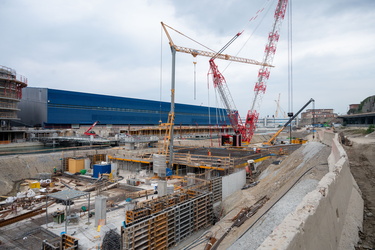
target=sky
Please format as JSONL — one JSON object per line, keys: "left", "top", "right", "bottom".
{"left": 1, "top": 0, "right": 374, "bottom": 120}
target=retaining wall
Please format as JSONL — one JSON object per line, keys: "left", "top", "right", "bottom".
{"left": 222, "top": 169, "right": 246, "bottom": 200}
{"left": 258, "top": 130, "right": 363, "bottom": 249}
{"left": 0, "top": 148, "right": 120, "bottom": 196}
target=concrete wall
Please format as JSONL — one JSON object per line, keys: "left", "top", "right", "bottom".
{"left": 258, "top": 131, "right": 363, "bottom": 249}
{"left": 317, "top": 129, "right": 335, "bottom": 147}
{"left": 222, "top": 169, "right": 246, "bottom": 200}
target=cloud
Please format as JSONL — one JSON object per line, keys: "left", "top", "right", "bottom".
{"left": 0, "top": 0, "right": 374, "bottom": 122}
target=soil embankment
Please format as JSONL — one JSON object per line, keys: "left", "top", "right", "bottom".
{"left": 341, "top": 129, "right": 375, "bottom": 248}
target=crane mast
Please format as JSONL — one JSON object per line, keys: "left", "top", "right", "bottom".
{"left": 245, "top": 0, "right": 289, "bottom": 143}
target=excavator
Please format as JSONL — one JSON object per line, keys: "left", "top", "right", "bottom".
{"left": 263, "top": 98, "right": 315, "bottom": 146}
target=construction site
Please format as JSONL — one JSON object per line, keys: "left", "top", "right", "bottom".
{"left": 0, "top": 126, "right": 372, "bottom": 249}
{"left": 0, "top": 0, "right": 374, "bottom": 249}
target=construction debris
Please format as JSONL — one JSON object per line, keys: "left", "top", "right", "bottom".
{"left": 101, "top": 229, "right": 121, "bottom": 250}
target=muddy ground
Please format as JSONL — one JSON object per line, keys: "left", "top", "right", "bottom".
{"left": 340, "top": 128, "right": 375, "bottom": 249}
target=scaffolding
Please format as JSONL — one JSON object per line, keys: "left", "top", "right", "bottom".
{"left": 0, "top": 65, "right": 27, "bottom": 141}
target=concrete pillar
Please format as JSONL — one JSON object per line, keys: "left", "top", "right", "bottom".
{"left": 111, "top": 162, "right": 118, "bottom": 178}
{"left": 158, "top": 180, "right": 167, "bottom": 197}
{"left": 187, "top": 173, "right": 196, "bottom": 186}
{"left": 124, "top": 142, "right": 135, "bottom": 150}
{"left": 95, "top": 196, "right": 107, "bottom": 227}
{"left": 84, "top": 158, "right": 91, "bottom": 170}
{"left": 205, "top": 170, "right": 211, "bottom": 180}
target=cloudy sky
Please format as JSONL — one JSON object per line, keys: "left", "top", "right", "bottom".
{"left": 1, "top": 0, "right": 374, "bottom": 120}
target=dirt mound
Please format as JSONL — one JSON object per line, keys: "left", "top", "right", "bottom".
{"left": 343, "top": 132, "right": 375, "bottom": 248}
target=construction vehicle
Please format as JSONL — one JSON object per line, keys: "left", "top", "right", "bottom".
{"left": 84, "top": 121, "right": 99, "bottom": 136}
{"left": 263, "top": 98, "right": 315, "bottom": 146}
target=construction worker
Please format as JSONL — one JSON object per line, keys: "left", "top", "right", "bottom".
{"left": 246, "top": 160, "right": 253, "bottom": 176}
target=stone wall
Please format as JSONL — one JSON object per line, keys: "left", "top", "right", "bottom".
{"left": 258, "top": 131, "right": 363, "bottom": 249}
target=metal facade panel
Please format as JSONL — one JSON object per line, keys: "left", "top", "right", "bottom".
{"left": 18, "top": 87, "right": 48, "bottom": 126}
{"left": 22, "top": 88, "right": 229, "bottom": 126}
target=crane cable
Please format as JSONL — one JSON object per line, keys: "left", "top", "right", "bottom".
{"left": 288, "top": 1, "right": 293, "bottom": 115}
{"left": 222, "top": 0, "right": 275, "bottom": 73}
{"left": 193, "top": 61, "right": 197, "bottom": 100}
{"left": 159, "top": 25, "right": 164, "bottom": 124}
{"left": 162, "top": 22, "right": 216, "bottom": 53}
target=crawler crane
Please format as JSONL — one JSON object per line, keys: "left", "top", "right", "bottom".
{"left": 161, "top": 22, "right": 272, "bottom": 163}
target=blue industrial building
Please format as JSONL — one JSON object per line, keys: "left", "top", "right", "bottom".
{"left": 18, "top": 88, "right": 229, "bottom": 128}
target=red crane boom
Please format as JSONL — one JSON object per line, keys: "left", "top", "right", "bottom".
{"left": 208, "top": 32, "right": 244, "bottom": 134}
{"left": 84, "top": 121, "right": 99, "bottom": 136}
{"left": 245, "top": 0, "right": 289, "bottom": 143}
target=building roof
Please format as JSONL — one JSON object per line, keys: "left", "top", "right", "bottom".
{"left": 338, "top": 111, "right": 375, "bottom": 118}
{"left": 47, "top": 189, "right": 89, "bottom": 201}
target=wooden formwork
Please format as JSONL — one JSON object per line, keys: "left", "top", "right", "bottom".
{"left": 173, "top": 152, "right": 234, "bottom": 170}
{"left": 122, "top": 193, "right": 213, "bottom": 250}
{"left": 122, "top": 220, "right": 150, "bottom": 249}
{"left": 186, "top": 189, "right": 198, "bottom": 199}
{"left": 61, "top": 234, "right": 78, "bottom": 249}
{"left": 137, "top": 191, "right": 197, "bottom": 217}
{"left": 177, "top": 193, "right": 189, "bottom": 203}
{"left": 193, "top": 194, "right": 213, "bottom": 231}
{"left": 125, "top": 189, "right": 154, "bottom": 200}
{"left": 210, "top": 177, "right": 222, "bottom": 203}
{"left": 150, "top": 202, "right": 164, "bottom": 213}
{"left": 126, "top": 208, "right": 151, "bottom": 224}
{"left": 149, "top": 213, "right": 168, "bottom": 249}
{"left": 167, "top": 208, "right": 176, "bottom": 248}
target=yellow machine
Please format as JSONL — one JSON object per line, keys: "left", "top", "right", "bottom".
{"left": 264, "top": 98, "right": 314, "bottom": 146}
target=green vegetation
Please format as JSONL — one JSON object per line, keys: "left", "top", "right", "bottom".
{"left": 351, "top": 129, "right": 367, "bottom": 135}
{"left": 366, "top": 125, "right": 375, "bottom": 134}
{"left": 348, "top": 95, "right": 375, "bottom": 114}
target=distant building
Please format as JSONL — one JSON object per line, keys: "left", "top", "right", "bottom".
{"left": 0, "top": 66, "right": 28, "bottom": 143}
{"left": 339, "top": 112, "right": 375, "bottom": 126}
{"left": 19, "top": 87, "right": 229, "bottom": 128}
{"left": 300, "top": 109, "right": 339, "bottom": 126}
{"left": 340, "top": 96, "right": 375, "bottom": 126}
{"left": 347, "top": 95, "right": 375, "bottom": 115}
{"left": 349, "top": 104, "right": 359, "bottom": 110}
